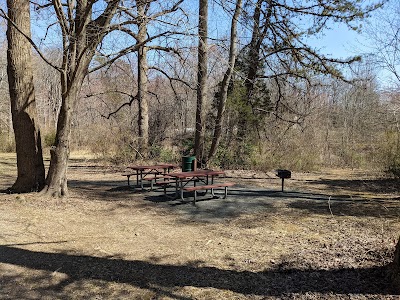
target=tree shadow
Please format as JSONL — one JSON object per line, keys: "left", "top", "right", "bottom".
{"left": 143, "top": 187, "right": 400, "bottom": 221}
{"left": 288, "top": 197, "right": 400, "bottom": 218}
{"left": 66, "top": 177, "right": 400, "bottom": 221}
{"left": 306, "top": 178, "right": 400, "bottom": 195}
{"left": 227, "top": 188, "right": 400, "bottom": 219}
{"left": 141, "top": 187, "right": 278, "bottom": 222}
{"left": 0, "top": 245, "right": 397, "bottom": 298}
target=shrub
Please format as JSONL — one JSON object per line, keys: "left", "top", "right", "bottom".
{"left": 44, "top": 131, "right": 57, "bottom": 147}
{"left": 149, "top": 145, "right": 177, "bottom": 162}
{"left": 381, "top": 130, "right": 400, "bottom": 178}
{"left": 0, "top": 134, "right": 15, "bottom": 152}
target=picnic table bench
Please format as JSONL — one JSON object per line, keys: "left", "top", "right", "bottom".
{"left": 120, "top": 165, "right": 235, "bottom": 204}
{"left": 183, "top": 182, "right": 235, "bottom": 202}
{"left": 166, "top": 170, "right": 234, "bottom": 203}
{"left": 122, "top": 163, "right": 177, "bottom": 190}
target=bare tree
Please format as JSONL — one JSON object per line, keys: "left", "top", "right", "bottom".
{"left": 207, "top": 0, "right": 242, "bottom": 163}
{"left": 39, "top": 1, "right": 122, "bottom": 197}
{"left": 195, "top": 0, "right": 208, "bottom": 166}
{"left": 39, "top": 0, "right": 184, "bottom": 196}
{"left": 5, "top": 0, "right": 45, "bottom": 192}
{"left": 363, "top": 0, "right": 400, "bottom": 288}
{"left": 95, "top": 0, "right": 184, "bottom": 158}
{"left": 365, "top": 1, "right": 400, "bottom": 88}
{"left": 136, "top": 0, "right": 150, "bottom": 157}
{"left": 0, "top": 37, "right": 13, "bottom": 149}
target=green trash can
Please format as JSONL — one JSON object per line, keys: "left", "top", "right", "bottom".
{"left": 182, "top": 156, "right": 196, "bottom": 172}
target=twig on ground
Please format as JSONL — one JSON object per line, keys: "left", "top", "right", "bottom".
{"left": 328, "top": 196, "right": 333, "bottom": 216}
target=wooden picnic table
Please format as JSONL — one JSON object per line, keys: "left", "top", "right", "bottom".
{"left": 126, "top": 163, "right": 177, "bottom": 190}
{"left": 166, "top": 169, "right": 229, "bottom": 202}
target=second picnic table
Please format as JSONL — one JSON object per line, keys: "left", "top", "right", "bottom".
{"left": 125, "top": 163, "right": 177, "bottom": 189}
{"left": 166, "top": 169, "right": 233, "bottom": 202}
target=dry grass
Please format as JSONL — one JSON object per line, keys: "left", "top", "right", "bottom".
{"left": 0, "top": 153, "right": 399, "bottom": 299}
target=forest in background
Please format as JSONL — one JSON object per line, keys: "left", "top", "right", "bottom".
{"left": 1, "top": 0, "right": 400, "bottom": 290}
{"left": 0, "top": 0, "right": 399, "bottom": 175}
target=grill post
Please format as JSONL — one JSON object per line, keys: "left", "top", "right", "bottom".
{"left": 275, "top": 169, "right": 291, "bottom": 192}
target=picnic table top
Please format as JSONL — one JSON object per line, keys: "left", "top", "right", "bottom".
{"left": 128, "top": 164, "right": 177, "bottom": 171}
{"left": 167, "top": 170, "right": 225, "bottom": 179}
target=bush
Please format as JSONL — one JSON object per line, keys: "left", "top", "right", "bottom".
{"left": 149, "top": 145, "right": 177, "bottom": 162}
{"left": 44, "top": 131, "right": 57, "bottom": 147}
{"left": 388, "top": 158, "right": 400, "bottom": 178}
{"left": 210, "top": 139, "right": 257, "bottom": 169}
{"left": 0, "top": 134, "right": 15, "bottom": 152}
{"left": 381, "top": 130, "right": 400, "bottom": 178}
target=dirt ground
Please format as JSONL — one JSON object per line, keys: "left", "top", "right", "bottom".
{"left": 0, "top": 153, "right": 400, "bottom": 299}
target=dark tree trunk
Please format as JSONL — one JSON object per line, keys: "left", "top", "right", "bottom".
{"left": 392, "top": 238, "right": 400, "bottom": 291}
{"left": 40, "top": 0, "right": 120, "bottom": 197}
{"left": 137, "top": 0, "right": 149, "bottom": 157}
{"left": 207, "top": 0, "right": 242, "bottom": 163}
{"left": 6, "top": 0, "right": 45, "bottom": 193}
{"left": 42, "top": 84, "right": 81, "bottom": 197}
{"left": 238, "top": 0, "right": 272, "bottom": 139}
{"left": 195, "top": 0, "right": 208, "bottom": 167}
{"left": 245, "top": 0, "right": 263, "bottom": 99}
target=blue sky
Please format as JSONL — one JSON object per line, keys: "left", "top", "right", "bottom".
{"left": 0, "top": 0, "right": 394, "bottom": 87}
{"left": 308, "top": 24, "right": 363, "bottom": 59}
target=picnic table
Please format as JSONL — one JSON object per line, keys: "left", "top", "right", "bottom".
{"left": 123, "top": 163, "right": 177, "bottom": 190}
{"left": 166, "top": 170, "right": 234, "bottom": 203}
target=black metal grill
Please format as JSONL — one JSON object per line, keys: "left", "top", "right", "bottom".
{"left": 275, "top": 169, "right": 291, "bottom": 192}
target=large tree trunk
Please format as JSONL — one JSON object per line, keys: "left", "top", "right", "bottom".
{"left": 195, "top": 0, "right": 208, "bottom": 167}
{"left": 40, "top": 1, "right": 93, "bottom": 197}
{"left": 392, "top": 238, "right": 400, "bottom": 291}
{"left": 38, "top": 1, "right": 120, "bottom": 197}
{"left": 6, "top": 0, "right": 45, "bottom": 192}
{"left": 42, "top": 84, "right": 81, "bottom": 197}
{"left": 207, "top": 0, "right": 242, "bottom": 163}
{"left": 237, "top": 0, "right": 273, "bottom": 139}
{"left": 237, "top": 0, "right": 263, "bottom": 139}
{"left": 137, "top": 1, "right": 149, "bottom": 158}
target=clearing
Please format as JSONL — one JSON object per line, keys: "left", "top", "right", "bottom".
{"left": 0, "top": 153, "right": 399, "bottom": 299}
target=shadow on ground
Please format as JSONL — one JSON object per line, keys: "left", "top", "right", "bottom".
{"left": 143, "top": 186, "right": 400, "bottom": 220}
{"left": 65, "top": 178, "right": 400, "bottom": 221}
{"left": 0, "top": 245, "right": 397, "bottom": 299}
{"left": 306, "top": 178, "right": 400, "bottom": 195}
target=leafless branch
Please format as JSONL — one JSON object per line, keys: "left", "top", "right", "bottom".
{"left": 0, "top": 8, "right": 62, "bottom": 72}
{"left": 100, "top": 92, "right": 138, "bottom": 120}
{"left": 150, "top": 66, "right": 194, "bottom": 90}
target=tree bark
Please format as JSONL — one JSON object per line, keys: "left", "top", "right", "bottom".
{"left": 137, "top": 0, "right": 149, "bottom": 157}
{"left": 40, "top": 1, "right": 119, "bottom": 197}
{"left": 207, "top": 0, "right": 242, "bottom": 163}
{"left": 245, "top": 0, "right": 263, "bottom": 99}
{"left": 43, "top": 82, "right": 82, "bottom": 197}
{"left": 392, "top": 238, "right": 400, "bottom": 291}
{"left": 6, "top": 0, "right": 45, "bottom": 192}
{"left": 238, "top": 0, "right": 271, "bottom": 138}
{"left": 195, "top": 0, "right": 208, "bottom": 167}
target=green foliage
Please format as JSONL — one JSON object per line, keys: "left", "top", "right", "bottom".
{"left": 211, "top": 139, "right": 257, "bottom": 169}
{"left": 383, "top": 130, "right": 400, "bottom": 178}
{"left": 388, "top": 161, "right": 400, "bottom": 178}
{"left": 149, "top": 145, "right": 177, "bottom": 162}
{"left": 210, "top": 135, "right": 321, "bottom": 172}
{"left": 44, "top": 131, "right": 57, "bottom": 147}
{"left": 110, "top": 145, "right": 137, "bottom": 164}
{"left": 217, "top": 46, "right": 272, "bottom": 142}
{"left": 175, "top": 133, "right": 194, "bottom": 156}
{"left": 0, "top": 134, "right": 15, "bottom": 152}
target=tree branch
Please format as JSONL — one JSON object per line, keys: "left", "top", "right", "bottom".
{"left": 0, "top": 8, "right": 62, "bottom": 72}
